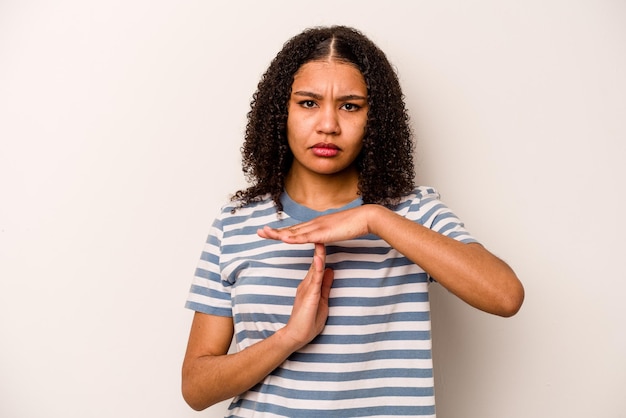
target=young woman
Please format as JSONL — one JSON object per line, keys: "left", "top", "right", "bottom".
{"left": 182, "top": 25, "right": 524, "bottom": 417}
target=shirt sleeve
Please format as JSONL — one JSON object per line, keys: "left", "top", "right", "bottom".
{"left": 184, "top": 213, "right": 233, "bottom": 317}
{"left": 404, "top": 186, "right": 479, "bottom": 244}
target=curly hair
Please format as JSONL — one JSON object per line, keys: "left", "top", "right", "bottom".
{"left": 231, "top": 25, "right": 415, "bottom": 212}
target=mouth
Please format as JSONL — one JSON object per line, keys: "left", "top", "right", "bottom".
{"left": 310, "top": 143, "right": 340, "bottom": 157}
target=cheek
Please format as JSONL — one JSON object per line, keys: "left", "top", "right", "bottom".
{"left": 286, "top": 108, "right": 300, "bottom": 132}
{"left": 285, "top": 118, "right": 303, "bottom": 153}
{"left": 286, "top": 112, "right": 312, "bottom": 141}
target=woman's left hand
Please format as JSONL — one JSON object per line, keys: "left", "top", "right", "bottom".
{"left": 257, "top": 206, "right": 373, "bottom": 244}
{"left": 259, "top": 202, "right": 525, "bottom": 317}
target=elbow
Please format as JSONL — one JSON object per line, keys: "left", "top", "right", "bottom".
{"left": 496, "top": 281, "right": 525, "bottom": 317}
{"left": 187, "top": 402, "right": 209, "bottom": 412}
{"left": 182, "top": 384, "right": 211, "bottom": 412}
{"left": 181, "top": 370, "right": 216, "bottom": 411}
{"left": 182, "top": 383, "right": 206, "bottom": 411}
{"left": 185, "top": 401, "right": 207, "bottom": 412}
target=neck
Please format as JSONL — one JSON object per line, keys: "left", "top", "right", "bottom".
{"left": 284, "top": 167, "right": 360, "bottom": 211}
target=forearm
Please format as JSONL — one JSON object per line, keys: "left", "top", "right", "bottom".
{"left": 183, "top": 246, "right": 331, "bottom": 411}
{"left": 182, "top": 327, "right": 299, "bottom": 410}
{"left": 366, "top": 205, "right": 524, "bottom": 316}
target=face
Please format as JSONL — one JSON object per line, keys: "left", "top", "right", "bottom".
{"left": 286, "top": 60, "right": 368, "bottom": 180}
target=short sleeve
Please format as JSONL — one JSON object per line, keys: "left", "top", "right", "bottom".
{"left": 184, "top": 214, "right": 233, "bottom": 317}
{"left": 402, "top": 186, "right": 479, "bottom": 245}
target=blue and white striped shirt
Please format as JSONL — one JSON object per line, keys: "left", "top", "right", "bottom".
{"left": 186, "top": 186, "right": 477, "bottom": 417}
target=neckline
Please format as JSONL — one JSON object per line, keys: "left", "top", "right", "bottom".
{"left": 280, "top": 191, "right": 362, "bottom": 222}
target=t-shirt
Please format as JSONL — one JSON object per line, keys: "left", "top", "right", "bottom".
{"left": 186, "top": 186, "right": 477, "bottom": 417}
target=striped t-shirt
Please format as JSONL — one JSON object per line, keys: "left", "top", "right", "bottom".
{"left": 186, "top": 186, "right": 477, "bottom": 417}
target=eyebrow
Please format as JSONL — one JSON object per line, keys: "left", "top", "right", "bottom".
{"left": 293, "top": 91, "right": 367, "bottom": 101}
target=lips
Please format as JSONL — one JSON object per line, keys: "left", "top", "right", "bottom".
{"left": 311, "top": 143, "right": 340, "bottom": 157}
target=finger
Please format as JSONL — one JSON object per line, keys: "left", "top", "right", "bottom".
{"left": 311, "top": 254, "right": 324, "bottom": 275}
{"left": 257, "top": 224, "right": 307, "bottom": 240}
{"left": 320, "top": 268, "right": 334, "bottom": 301}
{"left": 307, "top": 244, "right": 326, "bottom": 281}
{"left": 279, "top": 225, "right": 321, "bottom": 244}
{"left": 257, "top": 225, "right": 282, "bottom": 240}
{"left": 314, "top": 243, "right": 326, "bottom": 268}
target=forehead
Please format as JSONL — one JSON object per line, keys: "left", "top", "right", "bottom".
{"left": 292, "top": 60, "right": 366, "bottom": 91}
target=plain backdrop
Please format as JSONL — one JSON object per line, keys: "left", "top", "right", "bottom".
{"left": 1, "top": 1, "right": 624, "bottom": 417}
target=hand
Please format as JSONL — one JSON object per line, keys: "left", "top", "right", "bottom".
{"left": 257, "top": 206, "right": 374, "bottom": 244}
{"left": 281, "top": 243, "right": 335, "bottom": 350}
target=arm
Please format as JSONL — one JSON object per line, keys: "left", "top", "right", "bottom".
{"left": 368, "top": 205, "right": 524, "bottom": 316}
{"left": 258, "top": 205, "right": 524, "bottom": 317}
{"left": 182, "top": 243, "right": 335, "bottom": 410}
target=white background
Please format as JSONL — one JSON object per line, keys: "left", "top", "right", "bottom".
{"left": 1, "top": 1, "right": 624, "bottom": 417}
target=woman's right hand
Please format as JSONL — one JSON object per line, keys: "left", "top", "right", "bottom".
{"left": 279, "top": 243, "right": 335, "bottom": 350}
{"left": 182, "top": 243, "right": 334, "bottom": 410}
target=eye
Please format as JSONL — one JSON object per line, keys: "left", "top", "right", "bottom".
{"left": 341, "top": 103, "right": 361, "bottom": 112}
{"left": 298, "top": 100, "right": 317, "bottom": 109}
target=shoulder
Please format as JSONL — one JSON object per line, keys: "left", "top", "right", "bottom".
{"left": 215, "top": 193, "right": 273, "bottom": 216}
{"left": 395, "top": 186, "right": 441, "bottom": 209}
{"left": 392, "top": 186, "right": 458, "bottom": 222}
{"left": 212, "top": 193, "right": 278, "bottom": 228}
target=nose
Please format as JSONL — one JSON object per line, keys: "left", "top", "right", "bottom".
{"left": 316, "top": 105, "right": 340, "bottom": 135}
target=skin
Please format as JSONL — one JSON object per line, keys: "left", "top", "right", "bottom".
{"left": 284, "top": 60, "right": 368, "bottom": 210}
{"left": 181, "top": 59, "right": 525, "bottom": 411}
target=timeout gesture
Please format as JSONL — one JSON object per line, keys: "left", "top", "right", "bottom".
{"left": 257, "top": 206, "right": 373, "bottom": 244}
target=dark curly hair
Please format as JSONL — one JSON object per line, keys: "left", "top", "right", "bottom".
{"left": 232, "top": 25, "right": 415, "bottom": 212}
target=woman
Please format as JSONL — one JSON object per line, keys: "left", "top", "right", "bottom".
{"left": 182, "top": 25, "right": 524, "bottom": 417}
